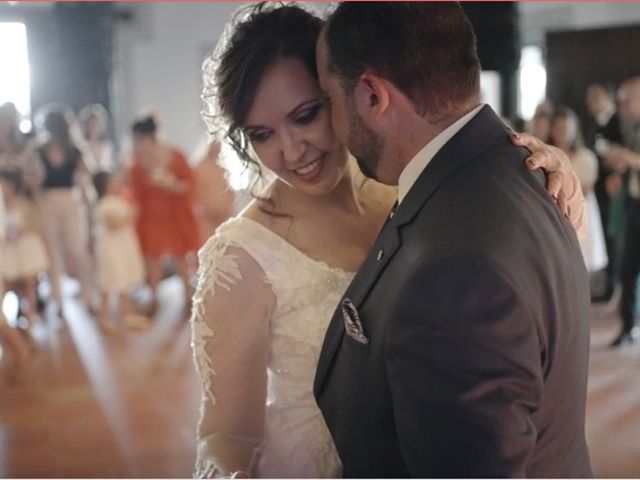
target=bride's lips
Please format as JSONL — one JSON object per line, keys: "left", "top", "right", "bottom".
{"left": 292, "top": 155, "right": 325, "bottom": 183}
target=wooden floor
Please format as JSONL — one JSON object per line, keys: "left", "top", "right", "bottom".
{"left": 0, "top": 278, "right": 639, "bottom": 478}
{"left": 0, "top": 277, "right": 200, "bottom": 478}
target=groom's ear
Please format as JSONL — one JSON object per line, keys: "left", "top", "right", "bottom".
{"left": 354, "top": 72, "right": 391, "bottom": 126}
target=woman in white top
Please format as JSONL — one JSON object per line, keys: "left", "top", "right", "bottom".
{"left": 79, "top": 103, "right": 116, "bottom": 173}
{"left": 550, "top": 106, "right": 608, "bottom": 272}
{"left": 190, "top": 4, "right": 587, "bottom": 478}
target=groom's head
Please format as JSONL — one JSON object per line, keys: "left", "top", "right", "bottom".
{"left": 317, "top": 2, "right": 481, "bottom": 184}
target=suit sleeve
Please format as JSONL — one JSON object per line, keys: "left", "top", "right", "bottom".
{"left": 385, "top": 256, "right": 543, "bottom": 477}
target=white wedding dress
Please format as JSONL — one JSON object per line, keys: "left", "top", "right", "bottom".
{"left": 191, "top": 216, "right": 350, "bottom": 478}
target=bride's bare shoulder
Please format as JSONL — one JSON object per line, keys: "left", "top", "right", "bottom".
{"left": 361, "top": 178, "right": 397, "bottom": 212}
{"left": 238, "top": 200, "right": 266, "bottom": 221}
{"left": 238, "top": 195, "right": 288, "bottom": 235}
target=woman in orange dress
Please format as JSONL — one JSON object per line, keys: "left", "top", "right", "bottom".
{"left": 127, "top": 115, "right": 199, "bottom": 315}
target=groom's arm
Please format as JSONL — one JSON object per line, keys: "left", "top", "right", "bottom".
{"left": 385, "top": 256, "right": 543, "bottom": 477}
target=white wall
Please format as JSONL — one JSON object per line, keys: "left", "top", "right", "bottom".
{"left": 110, "top": 2, "right": 640, "bottom": 160}
{"left": 111, "top": 2, "right": 239, "bottom": 161}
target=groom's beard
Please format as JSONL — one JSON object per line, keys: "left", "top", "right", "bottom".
{"left": 347, "top": 108, "right": 384, "bottom": 181}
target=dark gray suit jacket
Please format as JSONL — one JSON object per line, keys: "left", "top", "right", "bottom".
{"left": 314, "top": 106, "right": 592, "bottom": 478}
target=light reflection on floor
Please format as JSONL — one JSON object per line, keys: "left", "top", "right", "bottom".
{"left": 0, "top": 278, "right": 639, "bottom": 477}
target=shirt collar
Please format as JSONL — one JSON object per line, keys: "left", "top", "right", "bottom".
{"left": 397, "top": 104, "right": 484, "bottom": 204}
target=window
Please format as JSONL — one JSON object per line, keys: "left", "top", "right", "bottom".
{"left": 480, "top": 71, "right": 502, "bottom": 116}
{"left": 0, "top": 22, "right": 31, "bottom": 132}
{"left": 518, "top": 45, "right": 547, "bottom": 121}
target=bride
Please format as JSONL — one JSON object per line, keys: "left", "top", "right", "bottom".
{"left": 190, "top": 4, "right": 586, "bottom": 478}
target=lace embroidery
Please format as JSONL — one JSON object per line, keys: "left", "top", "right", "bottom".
{"left": 193, "top": 458, "right": 225, "bottom": 479}
{"left": 191, "top": 235, "right": 243, "bottom": 405}
{"left": 193, "top": 434, "right": 262, "bottom": 479}
{"left": 189, "top": 218, "right": 345, "bottom": 477}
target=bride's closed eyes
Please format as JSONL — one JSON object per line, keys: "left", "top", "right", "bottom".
{"left": 244, "top": 99, "right": 325, "bottom": 144}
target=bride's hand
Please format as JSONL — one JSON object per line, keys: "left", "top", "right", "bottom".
{"left": 510, "top": 131, "right": 587, "bottom": 243}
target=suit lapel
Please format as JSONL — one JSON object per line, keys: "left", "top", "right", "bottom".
{"left": 314, "top": 106, "right": 511, "bottom": 395}
{"left": 313, "top": 214, "right": 401, "bottom": 395}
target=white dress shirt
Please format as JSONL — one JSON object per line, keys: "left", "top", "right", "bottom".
{"left": 397, "top": 104, "right": 484, "bottom": 204}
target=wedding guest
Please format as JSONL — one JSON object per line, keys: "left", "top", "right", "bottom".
{"left": 127, "top": 114, "right": 199, "bottom": 316}
{"left": 550, "top": 106, "right": 608, "bottom": 272}
{"left": 93, "top": 170, "right": 149, "bottom": 332}
{"left": 34, "top": 104, "right": 98, "bottom": 317}
{"left": 0, "top": 184, "right": 32, "bottom": 382}
{"left": 0, "top": 102, "right": 42, "bottom": 195}
{"left": 528, "top": 101, "right": 554, "bottom": 142}
{"left": 0, "top": 168, "right": 49, "bottom": 327}
{"left": 602, "top": 76, "right": 640, "bottom": 346}
{"left": 584, "top": 83, "right": 624, "bottom": 301}
{"left": 79, "top": 103, "right": 116, "bottom": 173}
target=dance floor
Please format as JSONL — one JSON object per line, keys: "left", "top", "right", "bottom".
{"left": 0, "top": 277, "right": 639, "bottom": 477}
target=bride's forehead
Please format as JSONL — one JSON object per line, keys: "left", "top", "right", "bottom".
{"left": 246, "top": 59, "right": 321, "bottom": 118}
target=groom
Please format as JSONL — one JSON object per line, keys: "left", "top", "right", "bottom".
{"left": 313, "top": 3, "right": 592, "bottom": 477}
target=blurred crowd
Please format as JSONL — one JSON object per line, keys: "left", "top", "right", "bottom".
{"left": 1, "top": 73, "right": 640, "bottom": 382}
{"left": 521, "top": 76, "right": 640, "bottom": 347}
{"left": 0, "top": 101, "right": 235, "bottom": 381}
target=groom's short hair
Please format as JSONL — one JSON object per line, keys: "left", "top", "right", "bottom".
{"left": 324, "top": 2, "right": 481, "bottom": 118}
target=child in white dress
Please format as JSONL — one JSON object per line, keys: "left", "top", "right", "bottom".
{"left": 93, "top": 171, "right": 148, "bottom": 332}
{"left": 549, "top": 107, "right": 608, "bottom": 272}
{"left": 0, "top": 177, "right": 32, "bottom": 381}
{"left": 0, "top": 168, "right": 49, "bottom": 327}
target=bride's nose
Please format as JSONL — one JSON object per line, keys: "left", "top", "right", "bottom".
{"left": 278, "top": 128, "right": 306, "bottom": 164}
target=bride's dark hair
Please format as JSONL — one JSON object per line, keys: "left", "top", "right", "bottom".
{"left": 202, "top": 3, "right": 324, "bottom": 178}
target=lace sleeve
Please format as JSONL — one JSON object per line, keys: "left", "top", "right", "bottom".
{"left": 190, "top": 235, "right": 275, "bottom": 478}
